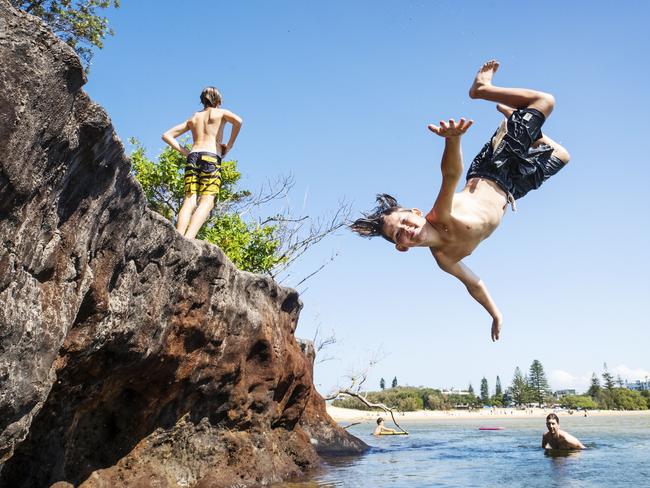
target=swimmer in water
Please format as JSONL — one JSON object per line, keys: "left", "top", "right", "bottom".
{"left": 542, "top": 413, "right": 585, "bottom": 450}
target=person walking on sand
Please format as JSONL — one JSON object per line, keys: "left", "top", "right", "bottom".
{"left": 162, "top": 86, "right": 243, "bottom": 239}
{"left": 542, "top": 413, "right": 585, "bottom": 450}
{"left": 350, "top": 60, "right": 570, "bottom": 341}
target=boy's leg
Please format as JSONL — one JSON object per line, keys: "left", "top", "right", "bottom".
{"left": 470, "top": 60, "right": 555, "bottom": 118}
{"left": 496, "top": 104, "right": 570, "bottom": 163}
{"left": 176, "top": 193, "right": 198, "bottom": 236}
{"left": 184, "top": 194, "right": 215, "bottom": 239}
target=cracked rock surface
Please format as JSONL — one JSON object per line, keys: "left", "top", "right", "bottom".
{"left": 0, "top": 2, "right": 367, "bottom": 486}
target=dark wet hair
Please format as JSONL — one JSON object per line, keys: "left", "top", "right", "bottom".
{"left": 546, "top": 413, "right": 559, "bottom": 423}
{"left": 200, "top": 86, "right": 222, "bottom": 108}
{"left": 376, "top": 417, "right": 384, "bottom": 424}
{"left": 349, "top": 194, "right": 408, "bottom": 243}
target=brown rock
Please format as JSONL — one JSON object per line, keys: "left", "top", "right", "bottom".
{"left": 0, "top": 1, "right": 367, "bottom": 486}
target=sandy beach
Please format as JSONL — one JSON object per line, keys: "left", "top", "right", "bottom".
{"left": 327, "top": 405, "right": 650, "bottom": 423}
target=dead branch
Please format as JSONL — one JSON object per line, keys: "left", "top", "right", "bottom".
{"left": 325, "top": 389, "right": 407, "bottom": 434}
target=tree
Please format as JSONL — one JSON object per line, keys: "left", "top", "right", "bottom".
{"left": 560, "top": 395, "right": 598, "bottom": 410}
{"left": 528, "top": 360, "right": 550, "bottom": 407}
{"left": 467, "top": 383, "right": 475, "bottom": 397}
{"left": 587, "top": 373, "right": 601, "bottom": 398}
{"left": 380, "top": 378, "right": 386, "bottom": 390}
{"left": 480, "top": 377, "right": 489, "bottom": 404}
{"left": 611, "top": 388, "right": 648, "bottom": 411}
{"left": 510, "top": 367, "right": 530, "bottom": 406}
{"left": 130, "top": 141, "right": 349, "bottom": 282}
{"left": 490, "top": 375, "right": 504, "bottom": 406}
{"left": 11, "top": 0, "right": 120, "bottom": 68}
{"left": 602, "top": 363, "right": 615, "bottom": 391}
{"left": 391, "top": 377, "right": 398, "bottom": 388}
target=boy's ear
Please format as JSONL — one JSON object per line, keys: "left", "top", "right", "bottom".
{"left": 412, "top": 208, "right": 423, "bottom": 216}
{"left": 395, "top": 244, "right": 409, "bottom": 252}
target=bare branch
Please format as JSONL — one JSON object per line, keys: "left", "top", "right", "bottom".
{"left": 325, "top": 389, "right": 408, "bottom": 434}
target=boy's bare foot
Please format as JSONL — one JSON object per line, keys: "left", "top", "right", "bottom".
{"left": 469, "top": 59, "right": 500, "bottom": 99}
{"left": 496, "top": 103, "right": 514, "bottom": 118}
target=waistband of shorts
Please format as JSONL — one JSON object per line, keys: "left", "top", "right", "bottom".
{"left": 188, "top": 150, "right": 221, "bottom": 158}
{"left": 466, "top": 173, "right": 517, "bottom": 212}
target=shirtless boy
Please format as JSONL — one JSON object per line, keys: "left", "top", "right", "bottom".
{"left": 373, "top": 417, "right": 398, "bottom": 436}
{"left": 542, "top": 413, "right": 585, "bottom": 450}
{"left": 162, "top": 86, "right": 243, "bottom": 239}
{"left": 350, "top": 60, "right": 570, "bottom": 341}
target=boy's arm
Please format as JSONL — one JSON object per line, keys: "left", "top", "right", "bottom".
{"left": 221, "top": 110, "right": 243, "bottom": 156}
{"left": 427, "top": 119, "right": 473, "bottom": 221}
{"left": 560, "top": 432, "right": 585, "bottom": 449}
{"left": 432, "top": 251, "right": 503, "bottom": 341}
{"left": 162, "top": 120, "right": 190, "bottom": 156}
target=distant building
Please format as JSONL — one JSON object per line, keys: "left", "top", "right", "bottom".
{"left": 554, "top": 389, "right": 576, "bottom": 398}
{"left": 625, "top": 379, "right": 650, "bottom": 391}
{"left": 441, "top": 388, "right": 470, "bottom": 396}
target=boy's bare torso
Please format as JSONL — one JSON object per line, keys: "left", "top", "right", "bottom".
{"left": 430, "top": 177, "right": 508, "bottom": 262}
{"left": 188, "top": 108, "right": 227, "bottom": 155}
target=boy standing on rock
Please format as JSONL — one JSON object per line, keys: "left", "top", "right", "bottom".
{"left": 351, "top": 61, "right": 570, "bottom": 341}
{"left": 162, "top": 86, "right": 243, "bottom": 239}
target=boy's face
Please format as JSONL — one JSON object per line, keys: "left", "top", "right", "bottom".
{"left": 382, "top": 209, "right": 427, "bottom": 252}
{"left": 546, "top": 418, "right": 559, "bottom": 434}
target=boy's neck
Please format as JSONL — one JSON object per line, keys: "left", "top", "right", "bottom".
{"left": 420, "top": 219, "right": 445, "bottom": 249}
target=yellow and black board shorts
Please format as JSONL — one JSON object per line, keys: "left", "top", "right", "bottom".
{"left": 184, "top": 151, "right": 222, "bottom": 196}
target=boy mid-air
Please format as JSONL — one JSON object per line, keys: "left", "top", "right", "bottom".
{"left": 162, "top": 86, "right": 243, "bottom": 239}
{"left": 351, "top": 61, "right": 570, "bottom": 341}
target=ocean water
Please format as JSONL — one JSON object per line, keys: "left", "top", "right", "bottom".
{"left": 276, "top": 415, "right": 650, "bottom": 488}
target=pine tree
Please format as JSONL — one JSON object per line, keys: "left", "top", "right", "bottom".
{"left": 391, "top": 376, "right": 398, "bottom": 388}
{"left": 528, "top": 360, "right": 550, "bottom": 407}
{"left": 480, "top": 377, "right": 489, "bottom": 404}
{"left": 587, "top": 373, "right": 601, "bottom": 398}
{"left": 380, "top": 378, "right": 386, "bottom": 390}
{"left": 602, "top": 363, "right": 615, "bottom": 390}
{"left": 511, "top": 367, "right": 530, "bottom": 406}
{"left": 495, "top": 376, "right": 503, "bottom": 397}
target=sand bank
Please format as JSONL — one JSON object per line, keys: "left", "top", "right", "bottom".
{"left": 327, "top": 405, "right": 650, "bottom": 423}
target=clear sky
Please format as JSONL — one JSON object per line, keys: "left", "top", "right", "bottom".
{"left": 84, "top": 0, "right": 649, "bottom": 396}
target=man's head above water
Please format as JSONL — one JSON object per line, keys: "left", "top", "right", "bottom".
{"left": 350, "top": 194, "right": 428, "bottom": 252}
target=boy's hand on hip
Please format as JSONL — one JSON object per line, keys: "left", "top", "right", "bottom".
{"left": 428, "top": 118, "right": 473, "bottom": 138}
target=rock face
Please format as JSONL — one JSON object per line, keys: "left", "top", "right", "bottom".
{"left": 0, "top": 2, "right": 367, "bottom": 486}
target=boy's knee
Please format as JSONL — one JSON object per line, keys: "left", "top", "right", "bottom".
{"left": 539, "top": 93, "right": 555, "bottom": 114}
{"left": 198, "top": 197, "right": 215, "bottom": 211}
{"left": 553, "top": 146, "right": 570, "bottom": 164}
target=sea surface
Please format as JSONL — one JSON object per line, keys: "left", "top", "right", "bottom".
{"left": 274, "top": 414, "right": 650, "bottom": 488}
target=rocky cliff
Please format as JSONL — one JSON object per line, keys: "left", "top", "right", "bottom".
{"left": 0, "top": 2, "right": 367, "bottom": 486}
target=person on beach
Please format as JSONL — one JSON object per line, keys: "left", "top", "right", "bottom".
{"left": 542, "top": 413, "right": 585, "bottom": 450}
{"left": 162, "top": 87, "right": 243, "bottom": 239}
{"left": 350, "top": 60, "right": 570, "bottom": 341}
{"left": 373, "top": 417, "right": 398, "bottom": 436}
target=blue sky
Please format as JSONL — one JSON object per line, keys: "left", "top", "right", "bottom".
{"left": 84, "top": 0, "right": 649, "bottom": 395}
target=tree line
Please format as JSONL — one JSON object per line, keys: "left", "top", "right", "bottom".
{"left": 333, "top": 361, "right": 649, "bottom": 412}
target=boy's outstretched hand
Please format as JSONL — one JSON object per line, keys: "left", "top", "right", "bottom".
{"left": 428, "top": 118, "right": 473, "bottom": 138}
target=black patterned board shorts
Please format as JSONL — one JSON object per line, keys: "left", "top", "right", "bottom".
{"left": 466, "top": 108, "right": 565, "bottom": 200}
{"left": 184, "top": 151, "right": 222, "bottom": 196}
